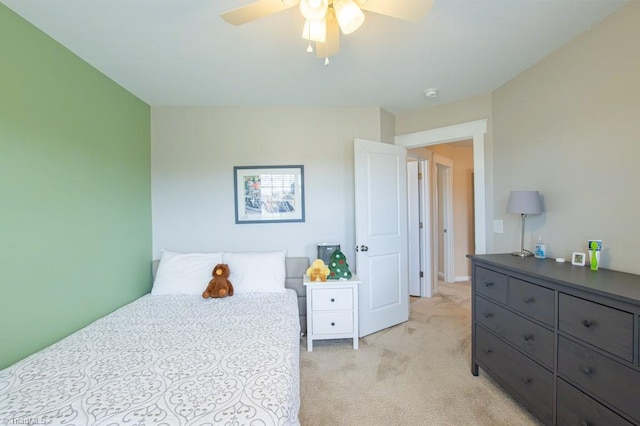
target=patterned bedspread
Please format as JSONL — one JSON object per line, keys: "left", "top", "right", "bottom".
{"left": 0, "top": 291, "right": 301, "bottom": 426}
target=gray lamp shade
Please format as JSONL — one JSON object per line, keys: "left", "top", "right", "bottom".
{"left": 506, "top": 191, "right": 542, "bottom": 215}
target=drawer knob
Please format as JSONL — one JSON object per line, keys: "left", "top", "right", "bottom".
{"left": 484, "top": 313, "right": 494, "bottom": 319}
{"left": 581, "top": 366, "right": 594, "bottom": 376}
{"left": 484, "top": 281, "right": 494, "bottom": 287}
{"left": 331, "top": 322, "right": 336, "bottom": 326}
{"left": 330, "top": 298, "right": 335, "bottom": 302}
{"left": 523, "top": 334, "right": 535, "bottom": 342}
{"left": 524, "top": 297, "right": 535, "bottom": 304}
{"left": 485, "top": 349, "right": 493, "bottom": 355}
{"left": 521, "top": 377, "right": 533, "bottom": 384}
{"left": 582, "top": 320, "right": 594, "bottom": 328}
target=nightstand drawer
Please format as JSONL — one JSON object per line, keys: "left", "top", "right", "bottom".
{"left": 559, "top": 293, "right": 633, "bottom": 362}
{"left": 312, "top": 312, "right": 354, "bottom": 335}
{"left": 558, "top": 336, "right": 640, "bottom": 423}
{"left": 508, "top": 278, "right": 554, "bottom": 326}
{"left": 476, "top": 296, "right": 554, "bottom": 369}
{"left": 557, "top": 378, "right": 633, "bottom": 426}
{"left": 475, "top": 266, "right": 507, "bottom": 304}
{"left": 311, "top": 288, "right": 353, "bottom": 311}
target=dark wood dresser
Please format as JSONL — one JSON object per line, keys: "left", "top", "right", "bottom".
{"left": 469, "top": 254, "right": 640, "bottom": 426}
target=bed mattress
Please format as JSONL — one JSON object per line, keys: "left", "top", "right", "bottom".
{"left": 0, "top": 291, "right": 301, "bottom": 425}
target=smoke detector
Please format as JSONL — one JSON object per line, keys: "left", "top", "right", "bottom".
{"left": 424, "top": 88, "right": 439, "bottom": 98}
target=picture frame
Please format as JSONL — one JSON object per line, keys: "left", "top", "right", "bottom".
{"left": 233, "top": 165, "right": 305, "bottom": 224}
{"left": 571, "top": 252, "right": 586, "bottom": 266}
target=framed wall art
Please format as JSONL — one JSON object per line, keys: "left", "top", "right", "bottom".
{"left": 233, "top": 165, "right": 305, "bottom": 224}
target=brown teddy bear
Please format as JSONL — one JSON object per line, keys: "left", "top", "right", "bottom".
{"left": 202, "top": 263, "right": 234, "bottom": 298}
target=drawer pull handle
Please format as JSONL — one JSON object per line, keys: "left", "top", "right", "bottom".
{"left": 484, "top": 282, "right": 494, "bottom": 287}
{"left": 331, "top": 322, "right": 335, "bottom": 326}
{"left": 521, "top": 377, "right": 533, "bottom": 384}
{"left": 524, "top": 297, "right": 535, "bottom": 304}
{"left": 523, "top": 334, "right": 535, "bottom": 342}
{"left": 484, "top": 313, "right": 494, "bottom": 319}
{"left": 581, "top": 366, "right": 594, "bottom": 376}
{"left": 330, "top": 298, "right": 335, "bottom": 302}
{"left": 582, "top": 320, "right": 594, "bottom": 328}
{"left": 485, "top": 349, "right": 493, "bottom": 354}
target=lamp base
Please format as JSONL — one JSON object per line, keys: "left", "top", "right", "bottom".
{"left": 512, "top": 250, "right": 534, "bottom": 257}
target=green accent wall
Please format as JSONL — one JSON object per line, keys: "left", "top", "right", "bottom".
{"left": 0, "top": 4, "right": 151, "bottom": 369}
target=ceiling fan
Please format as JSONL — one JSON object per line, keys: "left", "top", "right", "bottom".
{"left": 221, "top": 0, "right": 434, "bottom": 64}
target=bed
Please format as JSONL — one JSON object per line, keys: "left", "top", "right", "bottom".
{"left": 0, "top": 251, "right": 309, "bottom": 426}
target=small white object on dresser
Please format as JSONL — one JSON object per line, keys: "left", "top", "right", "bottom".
{"left": 304, "top": 274, "right": 360, "bottom": 351}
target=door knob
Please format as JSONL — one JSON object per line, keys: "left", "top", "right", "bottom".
{"left": 360, "top": 245, "right": 369, "bottom": 252}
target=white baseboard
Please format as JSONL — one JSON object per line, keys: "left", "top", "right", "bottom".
{"left": 438, "top": 273, "right": 471, "bottom": 283}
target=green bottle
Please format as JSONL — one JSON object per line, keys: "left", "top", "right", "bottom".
{"left": 590, "top": 240, "right": 599, "bottom": 271}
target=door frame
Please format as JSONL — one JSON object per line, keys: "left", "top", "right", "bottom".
{"left": 419, "top": 158, "right": 432, "bottom": 296}
{"left": 407, "top": 153, "right": 433, "bottom": 297}
{"left": 395, "top": 119, "right": 488, "bottom": 255}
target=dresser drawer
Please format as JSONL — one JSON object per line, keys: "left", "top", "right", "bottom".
{"left": 559, "top": 293, "right": 633, "bottom": 362}
{"left": 311, "top": 288, "right": 353, "bottom": 311}
{"left": 475, "top": 326, "right": 553, "bottom": 422}
{"left": 476, "top": 296, "right": 554, "bottom": 369}
{"left": 557, "top": 378, "right": 633, "bottom": 426}
{"left": 508, "top": 278, "right": 554, "bottom": 326}
{"left": 475, "top": 266, "right": 508, "bottom": 304}
{"left": 312, "top": 311, "right": 354, "bottom": 335}
{"left": 558, "top": 336, "right": 640, "bottom": 423}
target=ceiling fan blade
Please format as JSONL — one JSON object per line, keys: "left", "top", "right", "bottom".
{"left": 355, "top": 0, "right": 434, "bottom": 22}
{"left": 316, "top": 13, "right": 340, "bottom": 58}
{"left": 221, "top": 0, "right": 299, "bottom": 26}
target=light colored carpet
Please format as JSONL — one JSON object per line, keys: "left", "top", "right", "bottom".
{"left": 299, "top": 282, "right": 542, "bottom": 426}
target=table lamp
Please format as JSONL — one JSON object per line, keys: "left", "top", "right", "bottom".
{"left": 507, "top": 190, "right": 542, "bottom": 257}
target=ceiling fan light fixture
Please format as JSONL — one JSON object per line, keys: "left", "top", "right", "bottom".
{"left": 281, "top": 0, "right": 299, "bottom": 6}
{"left": 302, "top": 18, "right": 327, "bottom": 43}
{"left": 333, "top": 0, "right": 365, "bottom": 35}
{"left": 299, "top": 0, "right": 328, "bottom": 22}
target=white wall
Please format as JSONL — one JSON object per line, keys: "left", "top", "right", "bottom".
{"left": 396, "top": 94, "right": 494, "bottom": 253}
{"left": 151, "top": 106, "right": 387, "bottom": 263}
{"left": 395, "top": 3, "right": 640, "bottom": 275}
{"left": 429, "top": 144, "right": 475, "bottom": 279}
{"left": 491, "top": 1, "right": 640, "bottom": 273}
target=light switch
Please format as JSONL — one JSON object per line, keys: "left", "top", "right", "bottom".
{"left": 493, "top": 220, "right": 504, "bottom": 234}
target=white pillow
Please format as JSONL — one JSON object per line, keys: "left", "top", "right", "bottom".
{"left": 151, "top": 250, "right": 223, "bottom": 295}
{"left": 223, "top": 250, "right": 287, "bottom": 293}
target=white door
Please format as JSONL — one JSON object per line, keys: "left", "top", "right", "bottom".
{"left": 407, "top": 159, "right": 421, "bottom": 296}
{"left": 354, "top": 139, "right": 409, "bottom": 337}
{"left": 419, "top": 159, "right": 433, "bottom": 297}
{"left": 434, "top": 154, "right": 454, "bottom": 283}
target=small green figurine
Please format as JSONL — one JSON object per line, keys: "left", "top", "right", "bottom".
{"left": 327, "top": 250, "right": 352, "bottom": 280}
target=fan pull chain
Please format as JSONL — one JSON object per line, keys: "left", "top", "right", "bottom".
{"left": 324, "top": 39, "right": 329, "bottom": 66}
{"left": 306, "top": 22, "right": 313, "bottom": 53}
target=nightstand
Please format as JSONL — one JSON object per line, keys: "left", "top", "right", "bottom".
{"left": 304, "top": 274, "right": 360, "bottom": 351}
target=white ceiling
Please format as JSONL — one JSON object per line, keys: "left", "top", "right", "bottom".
{"left": 2, "top": 0, "right": 628, "bottom": 113}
